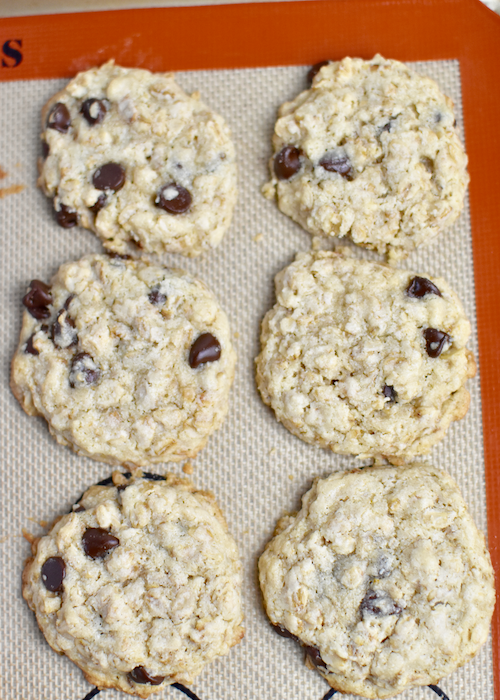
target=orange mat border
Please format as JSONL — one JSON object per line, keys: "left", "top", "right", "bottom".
{"left": 1, "top": 0, "right": 500, "bottom": 694}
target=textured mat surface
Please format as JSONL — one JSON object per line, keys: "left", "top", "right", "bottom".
{"left": 0, "top": 60, "right": 492, "bottom": 700}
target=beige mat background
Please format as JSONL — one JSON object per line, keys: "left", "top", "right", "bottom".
{"left": 0, "top": 60, "right": 493, "bottom": 700}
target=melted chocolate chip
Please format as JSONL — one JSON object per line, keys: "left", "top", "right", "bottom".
{"left": 42, "top": 141, "right": 49, "bottom": 158}
{"left": 274, "top": 146, "right": 301, "bottom": 180}
{"left": 51, "top": 309, "right": 78, "bottom": 349}
{"left": 81, "top": 98, "right": 107, "bottom": 126}
{"left": 148, "top": 288, "right": 167, "bottom": 305}
{"left": 55, "top": 203, "right": 78, "bottom": 228}
{"left": 319, "top": 154, "right": 354, "bottom": 180}
{"left": 89, "top": 194, "right": 107, "bottom": 214}
{"left": 22, "top": 280, "right": 52, "bottom": 320}
{"left": 307, "top": 60, "right": 330, "bottom": 85}
{"left": 92, "top": 163, "right": 126, "bottom": 192}
{"left": 128, "top": 667, "right": 165, "bottom": 685}
{"left": 305, "top": 646, "right": 327, "bottom": 669}
{"left": 41, "top": 556, "right": 66, "bottom": 592}
{"left": 407, "top": 277, "right": 441, "bottom": 299}
{"left": 155, "top": 183, "right": 192, "bottom": 214}
{"left": 189, "top": 333, "right": 221, "bottom": 368}
{"left": 82, "top": 528, "right": 119, "bottom": 559}
{"left": 47, "top": 103, "right": 71, "bottom": 133}
{"left": 360, "top": 589, "right": 402, "bottom": 618}
{"left": 69, "top": 352, "right": 101, "bottom": 388}
{"left": 423, "top": 328, "right": 450, "bottom": 358}
{"left": 383, "top": 385, "right": 397, "bottom": 403}
{"left": 272, "top": 624, "right": 299, "bottom": 642}
{"left": 25, "top": 334, "right": 39, "bottom": 356}
{"left": 73, "top": 504, "right": 85, "bottom": 513}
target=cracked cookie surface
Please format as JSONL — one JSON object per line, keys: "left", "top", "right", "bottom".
{"left": 259, "top": 463, "right": 494, "bottom": 698}
{"left": 11, "top": 254, "right": 236, "bottom": 466}
{"left": 263, "top": 55, "right": 468, "bottom": 261}
{"left": 39, "top": 61, "right": 237, "bottom": 256}
{"left": 23, "top": 474, "right": 244, "bottom": 697}
{"left": 256, "top": 250, "right": 475, "bottom": 461}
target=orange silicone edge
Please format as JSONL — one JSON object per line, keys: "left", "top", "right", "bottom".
{"left": 1, "top": 0, "right": 500, "bottom": 693}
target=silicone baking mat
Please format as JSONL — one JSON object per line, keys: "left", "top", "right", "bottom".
{"left": 1, "top": 2, "right": 500, "bottom": 699}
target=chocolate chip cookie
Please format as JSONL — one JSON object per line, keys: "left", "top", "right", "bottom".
{"left": 255, "top": 250, "right": 475, "bottom": 461}
{"left": 11, "top": 254, "right": 236, "bottom": 466}
{"left": 263, "top": 55, "right": 468, "bottom": 261}
{"left": 23, "top": 473, "right": 244, "bottom": 697}
{"left": 39, "top": 61, "right": 237, "bottom": 256}
{"left": 259, "top": 463, "right": 494, "bottom": 698}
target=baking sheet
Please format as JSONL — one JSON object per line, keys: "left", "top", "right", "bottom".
{"left": 0, "top": 55, "right": 494, "bottom": 700}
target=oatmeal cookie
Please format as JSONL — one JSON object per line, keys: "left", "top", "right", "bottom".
{"left": 23, "top": 473, "right": 244, "bottom": 697}
{"left": 259, "top": 463, "right": 494, "bottom": 698}
{"left": 263, "top": 55, "right": 468, "bottom": 261}
{"left": 39, "top": 61, "right": 237, "bottom": 256}
{"left": 11, "top": 254, "right": 236, "bottom": 465}
{"left": 256, "top": 250, "right": 475, "bottom": 461}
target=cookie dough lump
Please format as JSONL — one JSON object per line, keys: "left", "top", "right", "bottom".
{"left": 256, "top": 251, "right": 475, "bottom": 461}
{"left": 39, "top": 61, "right": 237, "bottom": 256}
{"left": 11, "top": 254, "right": 236, "bottom": 465}
{"left": 259, "top": 464, "right": 494, "bottom": 698}
{"left": 263, "top": 55, "right": 468, "bottom": 261}
{"left": 23, "top": 474, "right": 244, "bottom": 697}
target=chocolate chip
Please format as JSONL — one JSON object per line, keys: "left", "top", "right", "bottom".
{"left": 307, "top": 60, "right": 330, "bottom": 85}
{"left": 360, "top": 589, "right": 401, "bottom": 617}
{"left": 47, "top": 103, "right": 71, "bottom": 133}
{"left": 407, "top": 277, "right": 441, "bottom": 298}
{"left": 22, "top": 280, "right": 52, "bottom": 320}
{"left": 272, "top": 624, "right": 299, "bottom": 642}
{"left": 63, "top": 295, "right": 75, "bottom": 311}
{"left": 55, "top": 203, "right": 78, "bottom": 228}
{"left": 106, "top": 251, "right": 132, "bottom": 267}
{"left": 424, "top": 328, "right": 450, "bottom": 358}
{"left": 69, "top": 352, "right": 101, "bottom": 388}
{"left": 148, "top": 288, "right": 167, "bottom": 305}
{"left": 42, "top": 141, "right": 49, "bottom": 158}
{"left": 41, "top": 556, "right": 66, "bottom": 592}
{"left": 383, "top": 385, "right": 397, "bottom": 403}
{"left": 81, "top": 98, "right": 107, "bottom": 126}
{"left": 435, "top": 112, "right": 442, "bottom": 123}
{"left": 128, "top": 667, "right": 165, "bottom": 685}
{"left": 92, "top": 163, "right": 126, "bottom": 192}
{"left": 89, "top": 194, "right": 107, "bottom": 214}
{"left": 189, "top": 333, "right": 221, "bottom": 368}
{"left": 319, "top": 153, "right": 354, "bottom": 180}
{"left": 73, "top": 504, "right": 85, "bottom": 513}
{"left": 304, "top": 646, "right": 327, "bottom": 669}
{"left": 274, "top": 146, "right": 301, "bottom": 180}
{"left": 25, "top": 334, "right": 39, "bottom": 356}
{"left": 82, "top": 528, "right": 119, "bottom": 559}
{"left": 155, "top": 183, "right": 192, "bottom": 214}
{"left": 51, "top": 309, "right": 78, "bottom": 349}
{"left": 421, "top": 157, "right": 434, "bottom": 173}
